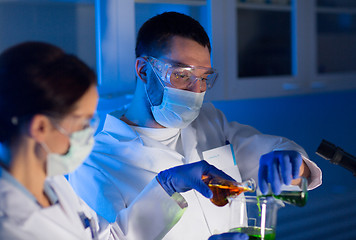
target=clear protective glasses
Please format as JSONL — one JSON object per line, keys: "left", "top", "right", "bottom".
{"left": 49, "top": 113, "right": 99, "bottom": 142}
{"left": 146, "top": 56, "right": 218, "bottom": 91}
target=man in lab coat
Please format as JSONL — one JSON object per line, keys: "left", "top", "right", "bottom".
{"left": 69, "top": 12, "right": 322, "bottom": 239}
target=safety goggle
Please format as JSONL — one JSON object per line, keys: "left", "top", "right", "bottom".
{"left": 49, "top": 113, "right": 99, "bottom": 138}
{"left": 146, "top": 56, "right": 218, "bottom": 91}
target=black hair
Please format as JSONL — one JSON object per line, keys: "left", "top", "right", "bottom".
{"left": 0, "top": 41, "right": 97, "bottom": 143}
{"left": 135, "top": 11, "right": 211, "bottom": 58}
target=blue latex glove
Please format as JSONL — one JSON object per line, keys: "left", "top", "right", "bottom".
{"left": 258, "top": 150, "right": 302, "bottom": 195}
{"left": 208, "top": 232, "right": 249, "bottom": 240}
{"left": 156, "top": 160, "right": 235, "bottom": 198}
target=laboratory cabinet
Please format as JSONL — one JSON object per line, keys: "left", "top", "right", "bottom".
{"left": 2, "top": 0, "right": 355, "bottom": 101}
{"left": 97, "top": 0, "right": 356, "bottom": 100}
{"left": 208, "top": 0, "right": 356, "bottom": 100}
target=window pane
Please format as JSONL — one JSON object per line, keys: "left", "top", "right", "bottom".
{"left": 0, "top": 2, "right": 95, "bottom": 69}
{"left": 317, "top": 0, "right": 356, "bottom": 8}
{"left": 237, "top": 9, "right": 291, "bottom": 78}
{"left": 317, "top": 13, "right": 356, "bottom": 73}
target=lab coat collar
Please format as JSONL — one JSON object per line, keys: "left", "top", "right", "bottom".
{"left": 96, "top": 111, "right": 187, "bottom": 171}
{"left": 0, "top": 166, "right": 59, "bottom": 206}
{"left": 102, "top": 111, "right": 182, "bottom": 145}
{"left": 0, "top": 175, "right": 41, "bottom": 225}
{"left": 101, "top": 107, "right": 203, "bottom": 163}
{"left": 180, "top": 124, "right": 203, "bottom": 164}
{"left": 0, "top": 175, "right": 93, "bottom": 239}
{"left": 102, "top": 113, "right": 140, "bottom": 142}
{"left": 45, "top": 176, "right": 94, "bottom": 235}
{"left": 0, "top": 166, "right": 38, "bottom": 203}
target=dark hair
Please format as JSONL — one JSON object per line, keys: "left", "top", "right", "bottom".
{"left": 0, "top": 41, "right": 97, "bottom": 143}
{"left": 135, "top": 11, "right": 211, "bottom": 58}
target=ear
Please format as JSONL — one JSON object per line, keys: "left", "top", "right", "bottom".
{"left": 28, "top": 114, "right": 53, "bottom": 143}
{"left": 135, "top": 57, "right": 149, "bottom": 83}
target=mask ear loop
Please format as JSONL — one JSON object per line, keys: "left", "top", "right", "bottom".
{"left": 147, "top": 58, "right": 166, "bottom": 89}
{"left": 40, "top": 141, "right": 51, "bottom": 155}
{"left": 54, "top": 124, "right": 70, "bottom": 137}
{"left": 144, "top": 83, "right": 154, "bottom": 108}
{"left": 145, "top": 58, "right": 167, "bottom": 108}
{"left": 44, "top": 119, "right": 72, "bottom": 155}
{"left": 38, "top": 118, "right": 60, "bottom": 155}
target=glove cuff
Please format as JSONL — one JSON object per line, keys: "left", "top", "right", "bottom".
{"left": 156, "top": 172, "right": 175, "bottom": 196}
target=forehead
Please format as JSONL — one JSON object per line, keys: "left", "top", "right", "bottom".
{"left": 163, "top": 36, "right": 212, "bottom": 68}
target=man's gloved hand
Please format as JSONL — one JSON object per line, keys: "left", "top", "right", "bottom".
{"left": 258, "top": 150, "right": 302, "bottom": 195}
{"left": 208, "top": 232, "right": 249, "bottom": 240}
{"left": 156, "top": 160, "right": 235, "bottom": 198}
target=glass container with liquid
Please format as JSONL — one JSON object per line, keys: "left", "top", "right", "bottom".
{"left": 259, "top": 177, "right": 308, "bottom": 207}
{"left": 202, "top": 175, "right": 256, "bottom": 207}
{"left": 229, "top": 196, "right": 284, "bottom": 240}
{"left": 230, "top": 226, "right": 275, "bottom": 240}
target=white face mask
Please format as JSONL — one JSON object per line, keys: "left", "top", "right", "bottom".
{"left": 42, "top": 126, "right": 95, "bottom": 177}
{"left": 149, "top": 86, "right": 205, "bottom": 129}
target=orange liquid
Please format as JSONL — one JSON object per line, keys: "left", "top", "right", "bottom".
{"left": 208, "top": 184, "right": 249, "bottom": 206}
{"left": 202, "top": 175, "right": 250, "bottom": 207}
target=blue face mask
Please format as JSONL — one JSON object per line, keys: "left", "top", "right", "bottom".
{"left": 146, "top": 85, "right": 205, "bottom": 129}
{"left": 42, "top": 126, "right": 95, "bottom": 177}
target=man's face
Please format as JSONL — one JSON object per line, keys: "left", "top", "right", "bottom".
{"left": 147, "top": 36, "right": 212, "bottom": 105}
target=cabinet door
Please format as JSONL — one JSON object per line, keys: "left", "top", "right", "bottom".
{"left": 208, "top": 0, "right": 356, "bottom": 100}
{"left": 317, "top": 0, "right": 356, "bottom": 74}
{"left": 237, "top": 2, "right": 292, "bottom": 78}
{"left": 208, "top": 0, "right": 300, "bottom": 100}
{"left": 312, "top": 0, "right": 356, "bottom": 93}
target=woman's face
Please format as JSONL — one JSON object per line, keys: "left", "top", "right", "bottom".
{"left": 45, "top": 84, "right": 99, "bottom": 155}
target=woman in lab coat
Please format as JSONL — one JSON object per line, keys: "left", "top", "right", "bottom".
{"left": 0, "top": 42, "right": 247, "bottom": 240}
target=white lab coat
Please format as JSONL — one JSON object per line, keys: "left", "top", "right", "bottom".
{"left": 69, "top": 102, "right": 322, "bottom": 240}
{"left": 0, "top": 168, "right": 186, "bottom": 240}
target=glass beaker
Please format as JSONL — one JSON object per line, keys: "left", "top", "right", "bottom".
{"left": 228, "top": 195, "right": 284, "bottom": 240}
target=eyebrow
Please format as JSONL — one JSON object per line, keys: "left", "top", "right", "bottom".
{"left": 70, "top": 113, "right": 95, "bottom": 119}
{"left": 163, "top": 58, "right": 190, "bottom": 67}
{"left": 165, "top": 58, "right": 214, "bottom": 71}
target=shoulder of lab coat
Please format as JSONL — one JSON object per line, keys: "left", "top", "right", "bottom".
{"left": 196, "top": 102, "right": 322, "bottom": 189}
{"left": 0, "top": 174, "right": 113, "bottom": 240}
{"left": 0, "top": 176, "right": 41, "bottom": 239}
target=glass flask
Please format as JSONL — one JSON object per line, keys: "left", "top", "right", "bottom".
{"left": 202, "top": 175, "right": 256, "bottom": 207}
{"left": 260, "top": 177, "right": 308, "bottom": 207}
